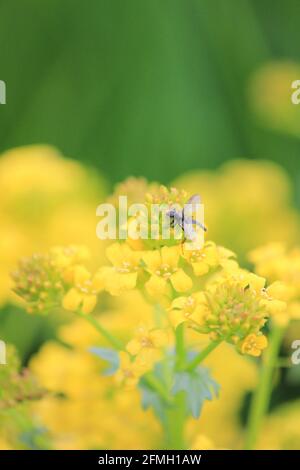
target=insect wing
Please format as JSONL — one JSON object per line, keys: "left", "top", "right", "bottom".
{"left": 183, "top": 194, "right": 200, "bottom": 218}
{"left": 183, "top": 220, "right": 197, "bottom": 240}
{"left": 186, "top": 194, "right": 201, "bottom": 206}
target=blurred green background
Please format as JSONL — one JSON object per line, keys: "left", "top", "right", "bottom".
{"left": 1, "top": 0, "right": 300, "bottom": 187}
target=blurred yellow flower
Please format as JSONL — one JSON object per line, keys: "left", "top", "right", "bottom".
{"left": 115, "top": 352, "right": 147, "bottom": 389}
{"left": 30, "top": 340, "right": 160, "bottom": 449}
{"left": 0, "top": 145, "right": 107, "bottom": 306}
{"left": 62, "top": 265, "right": 99, "bottom": 314}
{"left": 240, "top": 333, "right": 268, "bottom": 357}
{"left": 126, "top": 326, "right": 168, "bottom": 356}
{"left": 249, "top": 243, "right": 300, "bottom": 326}
{"left": 187, "top": 341, "right": 257, "bottom": 449}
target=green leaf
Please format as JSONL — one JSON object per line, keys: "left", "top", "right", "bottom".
{"left": 138, "top": 359, "right": 173, "bottom": 424}
{"left": 89, "top": 347, "right": 119, "bottom": 376}
{"left": 172, "top": 367, "right": 220, "bottom": 418}
{"left": 139, "top": 380, "right": 166, "bottom": 423}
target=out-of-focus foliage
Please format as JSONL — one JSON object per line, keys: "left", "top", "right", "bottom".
{"left": 0, "top": 345, "right": 44, "bottom": 411}
{"left": 1, "top": 1, "right": 300, "bottom": 184}
{"left": 0, "top": 345, "right": 50, "bottom": 450}
{"left": 248, "top": 61, "right": 300, "bottom": 138}
{"left": 257, "top": 400, "right": 300, "bottom": 449}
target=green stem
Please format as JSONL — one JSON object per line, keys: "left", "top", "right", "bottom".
{"left": 75, "top": 310, "right": 123, "bottom": 350}
{"left": 164, "top": 392, "right": 186, "bottom": 450}
{"left": 175, "top": 323, "right": 186, "bottom": 370}
{"left": 245, "top": 324, "right": 285, "bottom": 450}
{"left": 143, "top": 373, "right": 173, "bottom": 406}
{"left": 186, "top": 340, "right": 221, "bottom": 372}
{"left": 163, "top": 324, "right": 187, "bottom": 449}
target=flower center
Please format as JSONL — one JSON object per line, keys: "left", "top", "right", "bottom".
{"left": 156, "top": 264, "right": 176, "bottom": 278}
{"left": 191, "top": 250, "right": 206, "bottom": 263}
{"left": 116, "top": 261, "right": 137, "bottom": 273}
{"left": 140, "top": 336, "right": 153, "bottom": 348}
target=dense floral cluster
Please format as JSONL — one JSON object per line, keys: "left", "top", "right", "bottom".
{"left": 12, "top": 182, "right": 288, "bottom": 408}
{"left": 4, "top": 148, "right": 300, "bottom": 450}
{"left": 11, "top": 246, "right": 100, "bottom": 314}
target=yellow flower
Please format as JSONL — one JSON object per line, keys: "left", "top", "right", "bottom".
{"left": 62, "top": 265, "right": 99, "bottom": 314}
{"left": 183, "top": 242, "right": 225, "bottom": 276}
{"left": 126, "top": 326, "right": 168, "bottom": 369}
{"left": 50, "top": 245, "right": 90, "bottom": 269}
{"left": 126, "top": 326, "right": 168, "bottom": 356}
{"left": 143, "top": 246, "right": 192, "bottom": 296}
{"left": 266, "top": 281, "right": 295, "bottom": 302}
{"left": 248, "top": 243, "right": 287, "bottom": 280}
{"left": 240, "top": 333, "right": 268, "bottom": 357}
{"left": 95, "top": 243, "right": 142, "bottom": 296}
{"left": 249, "top": 245, "right": 300, "bottom": 326}
{"left": 169, "top": 293, "right": 208, "bottom": 329}
{"left": 115, "top": 352, "right": 147, "bottom": 389}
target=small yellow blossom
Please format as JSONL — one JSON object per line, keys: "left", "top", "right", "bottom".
{"left": 50, "top": 245, "right": 90, "bottom": 269}
{"left": 169, "top": 293, "right": 209, "bottom": 329}
{"left": 126, "top": 326, "right": 168, "bottom": 370}
{"left": 62, "top": 265, "right": 99, "bottom": 314}
{"left": 143, "top": 246, "right": 192, "bottom": 296}
{"left": 126, "top": 326, "right": 168, "bottom": 356}
{"left": 95, "top": 243, "right": 143, "bottom": 296}
{"left": 183, "top": 242, "right": 231, "bottom": 276}
{"left": 183, "top": 242, "right": 218, "bottom": 276}
{"left": 240, "top": 333, "right": 268, "bottom": 357}
{"left": 115, "top": 352, "right": 147, "bottom": 389}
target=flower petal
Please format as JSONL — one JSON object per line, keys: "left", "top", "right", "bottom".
{"left": 170, "top": 269, "right": 193, "bottom": 292}
{"left": 145, "top": 275, "right": 167, "bottom": 296}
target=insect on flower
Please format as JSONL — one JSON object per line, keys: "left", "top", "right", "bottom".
{"left": 166, "top": 194, "right": 207, "bottom": 241}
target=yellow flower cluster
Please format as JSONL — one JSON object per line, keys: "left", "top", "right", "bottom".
{"left": 11, "top": 177, "right": 295, "bottom": 450}
{"left": 12, "top": 245, "right": 101, "bottom": 314}
{"left": 0, "top": 145, "right": 107, "bottom": 307}
{"left": 95, "top": 221, "right": 282, "bottom": 358}
{"left": 249, "top": 243, "right": 300, "bottom": 326}
{"left": 170, "top": 269, "right": 280, "bottom": 356}
{"left": 12, "top": 184, "right": 285, "bottom": 358}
